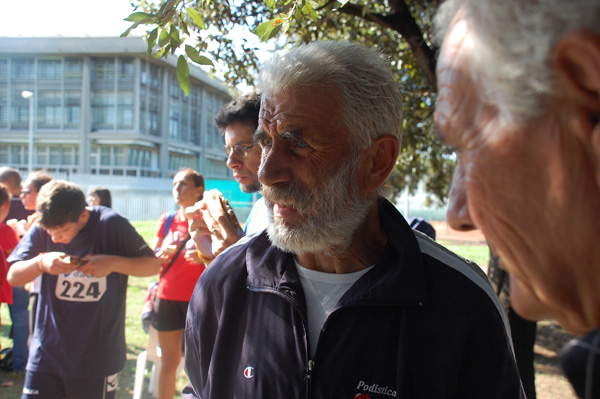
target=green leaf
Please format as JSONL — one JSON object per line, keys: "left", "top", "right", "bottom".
{"left": 121, "top": 23, "right": 136, "bottom": 38}
{"left": 265, "top": 0, "right": 276, "bottom": 11}
{"left": 301, "top": 1, "right": 318, "bottom": 18}
{"left": 158, "top": 28, "right": 170, "bottom": 47}
{"left": 152, "top": 48, "right": 167, "bottom": 59}
{"left": 187, "top": 7, "right": 206, "bottom": 30}
{"left": 170, "top": 25, "right": 181, "bottom": 42}
{"left": 253, "top": 17, "right": 285, "bottom": 42}
{"left": 185, "top": 45, "right": 214, "bottom": 66}
{"left": 124, "top": 12, "right": 153, "bottom": 22}
{"left": 147, "top": 28, "right": 159, "bottom": 58}
{"left": 177, "top": 55, "right": 190, "bottom": 96}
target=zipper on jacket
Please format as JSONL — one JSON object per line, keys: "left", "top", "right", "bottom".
{"left": 247, "top": 285, "right": 314, "bottom": 397}
{"left": 304, "top": 359, "right": 314, "bottom": 385}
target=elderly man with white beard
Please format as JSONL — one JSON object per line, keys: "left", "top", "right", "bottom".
{"left": 183, "top": 41, "right": 525, "bottom": 399}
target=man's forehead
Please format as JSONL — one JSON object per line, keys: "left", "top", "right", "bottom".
{"left": 438, "top": 16, "right": 473, "bottom": 71}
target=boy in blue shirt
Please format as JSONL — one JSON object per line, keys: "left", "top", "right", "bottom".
{"left": 7, "top": 180, "right": 161, "bottom": 399}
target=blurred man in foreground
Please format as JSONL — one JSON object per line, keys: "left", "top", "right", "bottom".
{"left": 433, "top": 1, "right": 600, "bottom": 397}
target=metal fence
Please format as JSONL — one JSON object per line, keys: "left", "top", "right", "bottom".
{"left": 49, "top": 172, "right": 256, "bottom": 222}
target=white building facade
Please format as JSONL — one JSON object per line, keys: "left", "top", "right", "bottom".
{"left": 0, "top": 36, "right": 232, "bottom": 180}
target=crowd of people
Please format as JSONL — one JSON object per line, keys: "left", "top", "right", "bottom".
{"left": 1, "top": 1, "right": 600, "bottom": 398}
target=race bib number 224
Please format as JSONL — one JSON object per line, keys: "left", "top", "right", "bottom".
{"left": 56, "top": 271, "right": 107, "bottom": 302}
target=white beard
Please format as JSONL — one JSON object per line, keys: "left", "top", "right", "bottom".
{"left": 262, "top": 159, "right": 370, "bottom": 255}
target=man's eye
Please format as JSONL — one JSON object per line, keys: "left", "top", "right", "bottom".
{"left": 295, "top": 139, "right": 308, "bottom": 148}
{"left": 281, "top": 131, "right": 308, "bottom": 149}
{"left": 260, "top": 137, "right": 273, "bottom": 147}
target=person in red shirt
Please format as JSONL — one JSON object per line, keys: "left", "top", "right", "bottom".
{"left": 0, "top": 182, "right": 19, "bottom": 343}
{"left": 152, "top": 168, "right": 206, "bottom": 399}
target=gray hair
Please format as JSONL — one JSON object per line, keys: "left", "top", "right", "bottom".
{"left": 434, "top": 0, "right": 600, "bottom": 125}
{"left": 258, "top": 41, "right": 403, "bottom": 154}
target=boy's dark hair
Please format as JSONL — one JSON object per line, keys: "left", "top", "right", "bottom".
{"left": 37, "top": 180, "right": 87, "bottom": 229}
{"left": 215, "top": 91, "right": 261, "bottom": 133}
{"left": 0, "top": 182, "right": 11, "bottom": 207}
{"left": 25, "top": 171, "right": 53, "bottom": 192}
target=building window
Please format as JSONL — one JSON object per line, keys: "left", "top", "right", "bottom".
{"left": 93, "top": 58, "right": 116, "bottom": 81}
{"left": 65, "top": 58, "right": 83, "bottom": 80}
{"left": 92, "top": 90, "right": 115, "bottom": 129}
{"left": 169, "top": 153, "right": 198, "bottom": 174}
{"left": 37, "top": 89, "right": 61, "bottom": 129}
{"left": 11, "top": 58, "right": 34, "bottom": 80}
{"left": 0, "top": 87, "right": 7, "bottom": 129}
{"left": 0, "top": 145, "right": 8, "bottom": 164}
{"left": 117, "top": 89, "right": 134, "bottom": 129}
{"left": 64, "top": 90, "right": 81, "bottom": 129}
{"left": 38, "top": 59, "right": 63, "bottom": 81}
{"left": 0, "top": 59, "right": 8, "bottom": 82}
{"left": 118, "top": 58, "right": 134, "bottom": 81}
{"left": 91, "top": 145, "right": 156, "bottom": 177}
{"left": 35, "top": 145, "right": 78, "bottom": 171}
{"left": 11, "top": 88, "right": 31, "bottom": 130}
{"left": 169, "top": 103, "right": 180, "bottom": 139}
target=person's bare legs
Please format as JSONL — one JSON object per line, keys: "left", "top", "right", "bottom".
{"left": 157, "top": 329, "right": 183, "bottom": 399}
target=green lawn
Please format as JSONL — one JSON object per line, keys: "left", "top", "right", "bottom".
{"left": 1, "top": 221, "right": 490, "bottom": 398}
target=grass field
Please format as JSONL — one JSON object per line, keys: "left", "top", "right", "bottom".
{"left": 1, "top": 221, "right": 490, "bottom": 398}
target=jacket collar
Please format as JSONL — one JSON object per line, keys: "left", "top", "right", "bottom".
{"left": 246, "top": 197, "right": 427, "bottom": 307}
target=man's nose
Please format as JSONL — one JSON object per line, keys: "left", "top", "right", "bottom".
{"left": 446, "top": 163, "right": 476, "bottom": 231}
{"left": 258, "top": 141, "right": 293, "bottom": 187}
{"left": 226, "top": 151, "right": 243, "bottom": 169}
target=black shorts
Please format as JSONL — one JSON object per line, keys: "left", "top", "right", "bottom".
{"left": 22, "top": 371, "right": 119, "bottom": 399}
{"left": 152, "top": 296, "right": 189, "bottom": 331}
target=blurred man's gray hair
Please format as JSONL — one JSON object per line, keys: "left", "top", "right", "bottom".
{"left": 434, "top": 0, "right": 600, "bottom": 126}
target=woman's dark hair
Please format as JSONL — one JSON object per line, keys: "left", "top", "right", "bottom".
{"left": 25, "top": 171, "right": 53, "bottom": 192}
{"left": 90, "top": 187, "right": 112, "bottom": 208}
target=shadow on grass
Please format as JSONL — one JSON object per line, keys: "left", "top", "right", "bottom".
{"left": 534, "top": 320, "right": 575, "bottom": 376}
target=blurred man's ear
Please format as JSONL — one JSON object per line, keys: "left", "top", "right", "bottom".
{"left": 554, "top": 30, "right": 600, "bottom": 186}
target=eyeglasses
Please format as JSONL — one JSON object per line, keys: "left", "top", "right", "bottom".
{"left": 223, "top": 143, "right": 255, "bottom": 158}
{"left": 20, "top": 190, "right": 31, "bottom": 196}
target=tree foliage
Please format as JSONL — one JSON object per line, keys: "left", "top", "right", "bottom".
{"left": 123, "top": 0, "right": 455, "bottom": 206}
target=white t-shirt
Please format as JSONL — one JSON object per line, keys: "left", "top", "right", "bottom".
{"left": 244, "top": 197, "right": 269, "bottom": 236}
{"left": 295, "top": 259, "right": 374, "bottom": 357}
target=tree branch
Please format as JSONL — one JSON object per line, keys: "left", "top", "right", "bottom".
{"left": 337, "top": 0, "right": 437, "bottom": 88}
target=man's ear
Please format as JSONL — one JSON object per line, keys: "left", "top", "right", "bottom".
{"left": 79, "top": 209, "right": 90, "bottom": 225}
{"left": 361, "top": 135, "right": 400, "bottom": 193}
{"left": 553, "top": 31, "right": 600, "bottom": 172}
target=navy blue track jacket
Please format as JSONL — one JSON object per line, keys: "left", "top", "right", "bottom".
{"left": 184, "top": 197, "right": 525, "bottom": 399}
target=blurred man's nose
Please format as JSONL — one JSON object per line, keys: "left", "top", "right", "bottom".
{"left": 446, "top": 162, "right": 476, "bottom": 231}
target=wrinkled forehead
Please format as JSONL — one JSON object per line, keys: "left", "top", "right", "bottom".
{"left": 259, "top": 86, "right": 340, "bottom": 124}
{"left": 438, "top": 15, "right": 474, "bottom": 73}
